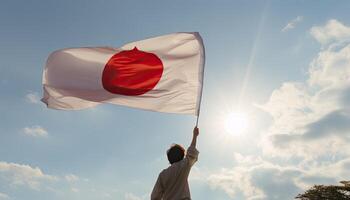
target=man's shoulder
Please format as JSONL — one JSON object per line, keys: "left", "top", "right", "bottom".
{"left": 161, "top": 159, "right": 190, "bottom": 176}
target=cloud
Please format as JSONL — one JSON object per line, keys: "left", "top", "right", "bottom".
{"left": 65, "top": 174, "right": 82, "bottom": 194}
{"left": 301, "top": 109, "right": 350, "bottom": 140}
{"left": 0, "top": 161, "right": 58, "bottom": 190}
{"left": 308, "top": 43, "right": 350, "bottom": 88}
{"left": 0, "top": 161, "right": 114, "bottom": 199}
{"left": 71, "top": 187, "right": 79, "bottom": 193}
{"left": 0, "top": 193, "right": 9, "bottom": 199}
{"left": 206, "top": 155, "right": 303, "bottom": 200}
{"left": 208, "top": 167, "right": 265, "bottom": 200}
{"left": 258, "top": 19, "right": 350, "bottom": 158}
{"left": 125, "top": 192, "right": 142, "bottom": 200}
{"left": 204, "top": 153, "right": 350, "bottom": 200}
{"left": 282, "top": 16, "right": 303, "bottom": 32}
{"left": 22, "top": 126, "right": 48, "bottom": 137}
{"left": 205, "top": 19, "right": 350, "bottom": 199}
{"left": 271, "top": 109, "right": 350, "bottom": 146}
{"left": 65, "top": 174, "right": 79, "bottom": 182}
{"left": 25, "top": 92, "right": 40, "bottom": 104}
{"left": 310, "top": 19, "right": 350, "bottom": 45}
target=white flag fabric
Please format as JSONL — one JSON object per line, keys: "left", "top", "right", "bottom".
{"left": 42, "top": 32, "right": 205, "bottom": 115}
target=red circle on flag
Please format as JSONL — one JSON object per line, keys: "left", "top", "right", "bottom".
{"left": 102, "top": 47, "right": 163, "bottom": 96}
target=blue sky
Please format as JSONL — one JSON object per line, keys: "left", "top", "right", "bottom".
{"left": 1, "top": 1, "right": 350, "bottom": 199}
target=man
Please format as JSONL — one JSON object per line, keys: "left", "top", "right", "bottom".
{"left": 151, "top": 127, "right": 199, "bottom": 200}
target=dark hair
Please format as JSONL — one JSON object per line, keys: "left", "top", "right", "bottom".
{"left": 167, "top": 144, "right": 185, "bottom": 164}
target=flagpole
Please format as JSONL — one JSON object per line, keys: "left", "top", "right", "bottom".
{"left": 195, "top": 87, "right": 203, "bottom": 127}
{"left": 195, "top": 114, "right": 200, "bottom": 127}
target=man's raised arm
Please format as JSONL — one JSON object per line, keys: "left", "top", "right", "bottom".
{"left": 186, "top": 127, "right": 199, "bottom": 166}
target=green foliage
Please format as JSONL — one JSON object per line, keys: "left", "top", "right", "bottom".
{"left": 296, "top": 181, "right": 350, "bottom": 200}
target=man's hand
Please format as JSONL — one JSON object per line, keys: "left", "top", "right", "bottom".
{"left": 191, "top": 126, "right": 199, "bottom": 147}
{"left": 193, "top": 126, "right": 199, "bottom": 137}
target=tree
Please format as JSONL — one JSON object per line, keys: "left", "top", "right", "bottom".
{"left": 295, "top": 181, "right": 350, "bottom": 200}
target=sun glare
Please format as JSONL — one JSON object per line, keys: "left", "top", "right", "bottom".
{"left": 225, "top": 112, "right": 249, "bottom": 135}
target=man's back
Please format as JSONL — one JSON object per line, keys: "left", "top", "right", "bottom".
{"left": 151, "top": 127, "right": 199, "bottom": 200}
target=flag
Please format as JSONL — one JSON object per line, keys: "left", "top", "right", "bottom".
{"left": 42, "top": 32, "right": 205, "bottom": 115}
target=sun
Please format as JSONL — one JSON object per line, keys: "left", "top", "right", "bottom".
{"left": 225, "top": 112, "right": 249, "bottom": 135}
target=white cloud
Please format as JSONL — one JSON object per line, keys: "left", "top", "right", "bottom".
{"left": 282, "top": 16, "right": 303, "bottom": 32}
{"left": 71, "top": 187, "right": 79, "bottom": 193}
{"left": 259, "top": 19, "right": 350, "bottom": 158}
{"left": 206, "top": 155, "right": 303, "bottom": 200}
{"left": 188, "top": 166, "right": 205, "bottom": 181}
{"left": 0, "top": 162, "right": 112, "bottom": 199}
{"left": 22, "top": 126, "right": 48, "bottom": 137}
{"left": 0, "top": 193, "right": 9, "bottom": 199}
{"left": 204, "top": 153, "right": 350, "bottom": 200}
{"left": 308, "top": 43, "right": 350, "bottom": 88}
{"left": 65, "top": 174, "right": 79, "bottom": 182}
{"left": 102, "top": 192, "right": 112, "bottom": 198}
{"left": 0, "top": 161, "right": 58, "bottom": 190}
{"left": 208, "top": 168, "right": 266, "bottom": 199}
{"left": 25, "top": 92, "right": 40, "bottom": 104}
{"left": 206, "top": 19, "right": 350, "bottom": 200}
{"left": 125, "top": 192, "right": 142, "bottom": 200}
{"left": 310, "top": 19, "right": 350, "bottom": 45}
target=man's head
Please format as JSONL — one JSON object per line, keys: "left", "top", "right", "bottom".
{"left": 167, "top": 144, "right": 185, "bottom": 164}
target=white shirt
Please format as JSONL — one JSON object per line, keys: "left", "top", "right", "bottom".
{"left": 151, "top": 145, "right": 199, "bottom": 200}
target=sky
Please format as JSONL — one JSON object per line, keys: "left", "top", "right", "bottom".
{"left": 1, "top": 0, "right": 350, "bottom": 199}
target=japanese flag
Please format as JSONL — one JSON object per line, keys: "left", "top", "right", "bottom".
{"left": 42, "top": 32, "right": 205, "bottom": 115}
